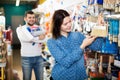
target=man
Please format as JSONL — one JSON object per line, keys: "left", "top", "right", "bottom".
{"left": 16, "top": 10, "right": 46, "bottom": 80}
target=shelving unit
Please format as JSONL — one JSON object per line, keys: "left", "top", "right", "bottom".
{"left": 0, "top": 9, "right": 6, "bottom": 79}
{"left": 0, "top": 63, "right": 6, "bottom": 80}
{"left": 0, "top": 29, "right": 7, "bottom": 80}
{"left": 85, "top": 50, "right": 117, "bottom": 80}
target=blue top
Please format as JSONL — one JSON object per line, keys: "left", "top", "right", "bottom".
{"left": 47, "top": 32, "right": 103, "bottom": 80}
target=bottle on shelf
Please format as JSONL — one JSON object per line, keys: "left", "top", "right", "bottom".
{"left": 99, "top": 55, "right": 103, "bottom": 74}
{"left": 114, "top": 48, "right": 120, "bottom": 68}
{"left": 111, "top": 63, "right": 120, "bottom": 80}
{"left": 0, "top": 26, "right": 2, "bottom": 39}
{"left": 118, "top": 71, "right": 120, "bottom": 80}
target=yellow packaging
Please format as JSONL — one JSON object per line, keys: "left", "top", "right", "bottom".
{"left": 91, "top": 26, "right": 108, "bottom": 37}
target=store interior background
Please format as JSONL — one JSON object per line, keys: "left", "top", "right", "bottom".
{"left": 0, "top": 0, "right": 40, "bottom": 49}
{"left": 0, "top": 0, "right": 120, "bottom": 80}
{"left": 0, "top": 0, "right": 88, "bottom": 79}
{"left": 0, "top": 0, "right": 45, "bottom": 79}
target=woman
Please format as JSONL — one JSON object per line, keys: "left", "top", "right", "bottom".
{"left": 47, "top": 9, "right": 103, "bottom": 80}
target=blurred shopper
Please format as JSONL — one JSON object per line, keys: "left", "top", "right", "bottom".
{"left": 16, "top": 10, "right": 46, "bottom": 80}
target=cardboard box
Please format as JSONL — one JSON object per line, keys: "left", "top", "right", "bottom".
{"left": 91, "top": 26, "right": 108, "bottom": 37}
{"left": 88, "top": 16, "right": 98, "bottom": 23}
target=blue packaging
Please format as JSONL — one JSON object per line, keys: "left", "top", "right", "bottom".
{"left": 101, "top": 37, "right": 119, "bottom": 54}
{"left": 97, "top": 0, "right": 103, "bottom": 5}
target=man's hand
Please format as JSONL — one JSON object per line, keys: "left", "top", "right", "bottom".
{"left": 39, "top": 34, "right": 45, "bottom": 40}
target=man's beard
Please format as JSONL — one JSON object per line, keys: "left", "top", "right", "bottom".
{"left": 27, "top": 22, "right": 34, "bottom": 26}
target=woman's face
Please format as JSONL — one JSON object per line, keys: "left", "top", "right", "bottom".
{"left": 60, "top": 16, "right": 72, "bottom": 34}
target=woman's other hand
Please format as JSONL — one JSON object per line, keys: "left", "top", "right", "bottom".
{"left": 80, "top": 36, "right": 97, "bottom": 49}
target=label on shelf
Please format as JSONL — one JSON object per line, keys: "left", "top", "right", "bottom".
{"left": 7, "top": 51, "right": 12, "bottom": 56}
{"left": 114, "top": 60, "right": 120, "bottom": 68}
{"left": 112, "top": 76, "right": 118, "bottom": 80}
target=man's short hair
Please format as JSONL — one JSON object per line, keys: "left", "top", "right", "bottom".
{"left": 24, "top": 10, "right": 34, "bottom": 17}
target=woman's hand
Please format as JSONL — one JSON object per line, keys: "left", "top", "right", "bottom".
{"left": 80, "top": 36, "right": 97, "bottom": 49}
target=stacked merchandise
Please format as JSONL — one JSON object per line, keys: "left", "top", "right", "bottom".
{"left": 69, "top": 0, "right": 120, "bottom": 79}
{"left": 84, "top": 50, "right": 114, "bottom": 80}
{"left": 41, "top": 43, "right": 54, "bottom": 80}
{"left": 0, "top": 12, "right": 7, "bottom": 80}
{"left": 85, "top": 0, "right": 120, "bottom": 80}
{"left": 0, "top": 7, "right": 13, "bottom": 80}
{"left": 0, "top": 26, "right": 6, "bottom": 63}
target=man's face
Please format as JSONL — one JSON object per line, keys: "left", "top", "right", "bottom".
{"left": 24, "top": 14, "right": 35, "bottom": 26}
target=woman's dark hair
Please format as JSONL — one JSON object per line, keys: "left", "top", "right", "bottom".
{"left": 51, "top": 9, "right": 70, "bottom": 39}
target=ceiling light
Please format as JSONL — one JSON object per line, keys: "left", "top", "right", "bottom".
{"left": 16, "top": 0, "right": 20, "bottom": 6}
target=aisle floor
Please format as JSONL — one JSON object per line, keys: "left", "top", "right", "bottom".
{"left": 13, "top": 49, "right": 35, "bottom": 80}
